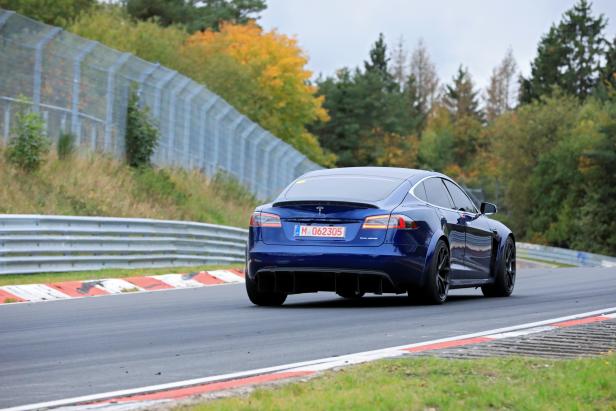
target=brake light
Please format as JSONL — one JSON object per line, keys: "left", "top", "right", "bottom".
{"left": 250, "top": 212, "right": 282, "bottom": 228}
{"left": 362, "top": 214, "right": 418, "bottom": 230}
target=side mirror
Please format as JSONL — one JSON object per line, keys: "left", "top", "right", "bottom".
{"left": 480, "top": 202, "right": 497, "bottom": 215}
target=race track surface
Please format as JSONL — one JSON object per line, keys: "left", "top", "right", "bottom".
{"left": 1, "top": 267, "right": 615, "bottom": 408}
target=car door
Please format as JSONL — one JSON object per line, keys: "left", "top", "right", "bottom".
{"left": 420, "top": 178, "right": 468, "bottom": 279}
{"left": 442, "top": 179, "right": 494, "bottom": 279}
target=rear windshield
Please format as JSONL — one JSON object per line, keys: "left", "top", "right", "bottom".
{"left": 283, "top": 175, "right": 402, "bottom": 202}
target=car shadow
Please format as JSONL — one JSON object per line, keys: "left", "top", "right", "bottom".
{"left": 279, "top": 293, "right": 484, "bottom": 309}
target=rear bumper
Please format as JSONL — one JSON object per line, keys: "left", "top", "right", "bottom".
{"left": 247, "top": 243, "right": 427, "bottom": 294}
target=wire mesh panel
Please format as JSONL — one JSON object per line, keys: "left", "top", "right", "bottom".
{"left": 0, "top": 9, "right": 322, "bottom": 200}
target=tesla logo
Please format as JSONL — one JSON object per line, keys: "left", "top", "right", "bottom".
{"left": 316, "top": 206, "right": 324, "bottom": 215}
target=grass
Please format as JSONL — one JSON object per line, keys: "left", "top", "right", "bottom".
{"left": 182, "top": 355, "right": 616, "bottom": 411}
{"left": 518, "top": 256, "right": 576, "bottom": 268}
{"left": 0, "top": 149, "right": 258, "bottom": 228}
{"left": 0, "top": 264, "right": 242, "bottom": 287}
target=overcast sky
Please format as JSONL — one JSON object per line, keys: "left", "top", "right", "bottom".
{"left": 260, "top": 0, "right": 616, "bottom": 91}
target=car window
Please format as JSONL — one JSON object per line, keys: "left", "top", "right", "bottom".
{"left": 423, "top": 178, "right": 454, "bottom": 209}
{"left": 413, "top": 182, "right": 428, "bottom": 202}
{"left": 284, "top": 175, "right": 403, "bottom": 202}
{"left": 443, "top": 180, "right": 478, "bottom": 213}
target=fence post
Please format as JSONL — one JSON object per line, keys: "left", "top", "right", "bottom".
{"left": 104, "top": 52, "right": 130, "bottom": 153}
{"left": 183, "top": 86, "right": 202, "bottom": 166}
{"left": 166, "top": 77, "right": 191, "bottom": 164}
{"left": 153, "top": 70, "right": 177, "bottom": 119}
{"left": 33, "top": 27, "right": 61, "bottom": 112}
{"left": 0, "top": 10, "right": 14, "bottom": 29}
{"left": 239, "top": 123, "right": 257, "bottom": 184}
{"left": 261, "top": 138, "right": 280, "bottom": 199}
{"left": 289, "top": 152, "right": 305, "bottom": 182}
{"left": 71, "top": 41, "right": 97, "bottom": 142}
{"left": 249, "top": 131, "right": 266, "bottom": 194}
{"left": 136, "top": 63, "right": 159, "bottom": 106}
{"left": 227, "top": 115, "right": 244, "bottom": 173}
{"left": 213, "top": 106, "right": 232, "bottom": 174}
{"left": 200, "top": 95, "right": 219, "bottom": 175}
{"left": 3, "top": 102, "right": 10, "bottom": 144}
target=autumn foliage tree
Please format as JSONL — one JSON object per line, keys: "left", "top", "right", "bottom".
{"left": 182, "top": 22, "right": 334, "bottom": 165}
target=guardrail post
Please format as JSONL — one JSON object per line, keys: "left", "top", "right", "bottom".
{"left": 166, "top": 77, "right": 191, "bottom": 164}
{"left": 213, "top": 106, "right": 232, "bottom": 174}
{"left": 71, "top": 41, "right": 97, "bottom": 142}
{"left": 183, "top": 86, "right": 202, "bottom": 166}
{"left": 104, "top": 52, "right": 131, "bottom": 153}
{"left": 33, "top": 27, "right": 62, "bottom": 112}
{"left": 200, "top": 95, "right": 219, "bottom": 175}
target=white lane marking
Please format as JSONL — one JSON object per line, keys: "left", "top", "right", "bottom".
{"left": 7, "top": 306, "right": 616, "bottom": 411}
{"left": 152, "top": 274, "right": 204, "bottom": 288}
{"left": 95, "top": 279, "right": 144, "bottom": 294}
{"left": 208, "top": 270, "right": 244, "bottom": 283}
{"left": 486, "top": 325, "right": 556, "bottom": 339}
{"left": 1, "top": 284, "right": 70, "bottom": 302}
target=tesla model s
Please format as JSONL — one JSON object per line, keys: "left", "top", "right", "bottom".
{"left": 245, "top": 167, "right": 515, "bottom": 305}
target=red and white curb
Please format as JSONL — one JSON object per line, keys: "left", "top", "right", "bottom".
{"left": 0, "top": 269, "right": 245, "bottom": 305}
{"left": 5, "top": 306, "right": 616, "bottom": 411}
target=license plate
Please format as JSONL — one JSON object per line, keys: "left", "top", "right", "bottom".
{"left": 294, "top": 225, "right": 346, "bottom": 238}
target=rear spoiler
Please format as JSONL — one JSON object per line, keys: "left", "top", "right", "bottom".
{"left": 272, "top": 199, "right": 379, "bottom": 209}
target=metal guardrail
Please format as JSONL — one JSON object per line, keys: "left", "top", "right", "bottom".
{"left": 1, "top": 215, "right": 614, "bottom": 275}
{"left": 0, "top": 215, "right": 248, "bottom": 275}
{"left": 517, "top": 242, "right": 616, "bottom": 268}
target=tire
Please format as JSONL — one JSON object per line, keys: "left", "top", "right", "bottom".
{"left": 411, "top": 239, "right": 450, "bottom": 305}
{"left": 336, "top": 290, "right": 365, "bottom": 299}
{"left": 482, "top": 236, "right": 516, "bottom": 297}
{"left": 245, "top": 274, "right": 287, "bottom": 306}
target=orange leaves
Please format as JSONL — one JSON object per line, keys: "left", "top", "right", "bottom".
{"left": 182, "top": 21, "right": 332, "bottom": 165}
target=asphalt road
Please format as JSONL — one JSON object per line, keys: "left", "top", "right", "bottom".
{"left": 1, "top": 266, "right": 615, "bottom": 408}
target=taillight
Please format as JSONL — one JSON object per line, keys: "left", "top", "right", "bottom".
{"left": 250, "top": 212, "right": 282, "bottom": 228}
{"left": 362, "top": 214, "right": 418, "bottom": 230}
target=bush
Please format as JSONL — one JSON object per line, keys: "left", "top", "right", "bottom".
{"left": 57, "top": 132, "right": 75, "bottom": 160}
{"left": 6, "top": 107, "right": 50, "bottom": 172}
{"left": 125, "top": 90, "right": 159, "bottom": 168}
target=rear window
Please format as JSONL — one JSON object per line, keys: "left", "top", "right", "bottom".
{"left": 283, "top": 175, "right": 403, "bottom": 202}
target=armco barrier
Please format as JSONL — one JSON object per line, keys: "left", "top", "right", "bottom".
{"left": 517, "top": 242, "right": 616, "bottom": 268}
{"left": 1, "top": 215, "right": 615, "bottom": 275}
{"left": 0, "top": 215, "right": 247, "bottom": 275}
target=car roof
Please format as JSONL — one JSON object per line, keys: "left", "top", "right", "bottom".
{"left": 301, "top": 167, "right": 436, "bottom": 181}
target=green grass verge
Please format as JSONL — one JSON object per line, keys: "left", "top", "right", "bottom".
{"left": 518, "top": 256, "right": 576, "bottom": 268}
{"left": 182, "top": 355, "right": 616, "bottom": 411}
{"left": 0, "top": 264, "right": 242, "bottom": 287}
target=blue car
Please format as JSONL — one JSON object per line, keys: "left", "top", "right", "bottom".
{"left": 246, "top": 167, "right": 516, "bottom": 306}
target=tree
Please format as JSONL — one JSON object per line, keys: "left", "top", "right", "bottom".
{"left": 124, "top": 0, "right": 267, "bottom": 32}
{"left": 519, "top": 0, "right": 610, "bottom": 102}
{"left": 183, "top": 22, "right": 334, "bottom": 166}
{"left": 0, "top": 0, "right": 96, "bottom": 27}
{"left": 443, "top": 65, "right": 482, "bottom": 121}
{"left": 389, "top": 36, "right": 408, "bottom": 89}
{"left": 409, "top": 39, "right": 439, "bottom": 117}
{"left": 485, "top": 48, "right": 518, "bottom": 121}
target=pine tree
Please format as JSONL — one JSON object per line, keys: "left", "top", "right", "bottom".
{"left": 519, "top": 0, "right": 610, "bottom": 102}
{"left": 444, "top": 65, "right": 482, "bottom": 121}
{"left": 390, "top": 36, "right": 408, "bottom": 90}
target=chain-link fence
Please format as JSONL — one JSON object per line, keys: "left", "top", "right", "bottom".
{"left": 0, "top": 9, "right": 321, "bottom": 200}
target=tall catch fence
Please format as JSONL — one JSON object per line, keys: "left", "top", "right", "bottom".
{"left": 0, "top": 9, "right": 321, "bottom": 200}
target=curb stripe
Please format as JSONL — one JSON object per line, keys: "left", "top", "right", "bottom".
{"left": 551, "top": 315, "right": 609, "bottom": 328}
{"left": 208, "top": 270, "right": 244, "bottom": 283}
{"left": 104, "top": 371, "right": 314, "bottom": 403}
{"left": 2, "top": 284, "right": 70, "bottom": 301}
{"left": 152, "top": 274, "right": 205, "bottom": 289}
{"left": 96, "top": 279, "right": 144, "bottom": 294}
{"left": 0, "top": 288, "right": 26, "bottom": 303}
{"left": 192, "top": 271, "right": 225, "bottom": 286}
{"left": 402, "top": 336, "right": 494, "bottom": 352}
{"left": 124, "top": 276, "right": 173, "bottom": 291}
{"left": 48, "top": 281, "right": 110, "bottom": 297}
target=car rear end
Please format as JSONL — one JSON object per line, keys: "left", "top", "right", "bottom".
{"left": 246, "top": 172, "right": 431, "bottom": 296}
